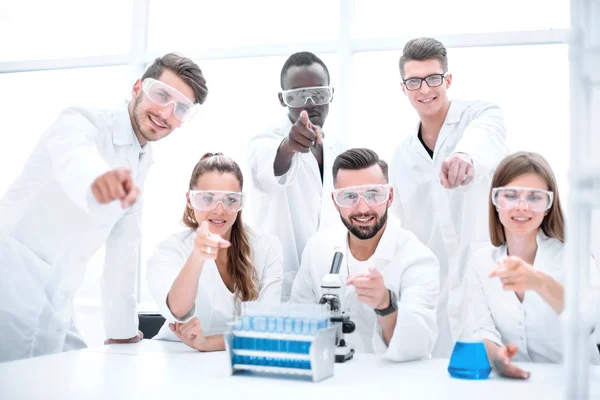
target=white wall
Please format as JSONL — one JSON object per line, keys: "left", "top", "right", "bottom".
{"left": 0, "top": 0, "right": 578, "bottom": 347}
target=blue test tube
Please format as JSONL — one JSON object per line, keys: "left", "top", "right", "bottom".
{"left": 268, "top": 315, "right": 276, "bottom": 332}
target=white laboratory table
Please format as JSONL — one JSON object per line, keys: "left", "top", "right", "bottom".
{"left": 1, "top": 340, "right": 599, "bottom": 399}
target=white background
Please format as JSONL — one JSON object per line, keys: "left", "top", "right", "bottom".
{"left": 1, "top": 0, "right": 595, "bottom": 347}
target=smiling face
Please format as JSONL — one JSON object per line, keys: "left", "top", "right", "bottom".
{"left": 495, "top": 173, "right": 550, "bottom": 239}
{"left": 401, "top": 58, "right": 452, "bottom": 119}
{"left": 186, "top": 171, "right": 242, "bottom": 239}
{"left": 332, "top": 165, "right": 393, "bottom": 240}
{"left": 130, "top": 69, "right": 195, "bottom": 145}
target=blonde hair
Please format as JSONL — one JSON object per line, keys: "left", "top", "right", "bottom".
{"left": 182, "top": 152, "right": 259, "bottom": 302}
{"left": 489, "top": 151, "right": 565, "bottom": 246}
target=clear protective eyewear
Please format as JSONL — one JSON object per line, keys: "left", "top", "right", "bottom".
{"left": 188, "top": 190, "right": 245, "bottom": 212}
{"left": 403, "top": 73, "right": 447, "bottom": 91}
{"left": 491, "top": 186, "right": 554, "bottom": 212}
{"left": 142, "top": 78, "right": 198, "bottom": 122}
{"left": 280, "top": 86, "right": 334, "bottom": 108}
{"left": 333, "top": 184, "right": 390, "bottom": 208}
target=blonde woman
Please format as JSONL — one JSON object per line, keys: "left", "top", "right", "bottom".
{"left": 468, "top": 152, "right": 600, "bottom": 378}
{"left": 147, "top": 153, "right": 283, "bottom": 351}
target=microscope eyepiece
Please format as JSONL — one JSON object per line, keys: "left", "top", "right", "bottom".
{"left": 329, "top": 248, "right": 344, "bottom": 274}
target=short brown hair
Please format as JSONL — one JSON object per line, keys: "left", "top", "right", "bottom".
{"left": 332, "top": 148, "right": 388, "bottom": 184}
{"left": 142, "top": 53, "right": 208, "bottom": 104}
{"left": 489, "top": 152, "right": 565, "bottom": 246}
{"left": 399, "top": 37, "right": 448, "bottom": 79}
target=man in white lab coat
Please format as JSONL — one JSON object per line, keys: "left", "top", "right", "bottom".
{"left": 292, "top": 148, "right": 439, "bottom": 361}
{"left": 390, "top": 38, "right": 508, "bottom": 357}
{"left": 0, "top": 53, "right": 208, "bottom": 362}
{"left": 247, "top": 52, "right": 346, "bottom": 301}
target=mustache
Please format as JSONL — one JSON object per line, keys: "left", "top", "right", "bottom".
{"left": 349, "top": 212, "right": 377, "bottom": 220}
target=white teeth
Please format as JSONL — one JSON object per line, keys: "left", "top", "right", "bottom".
{"left": 355, "top": 217, "right": 372, "bottom": 222}
{"left": 149, "top": 115, "right": 166, "bottom": 128}
{"left": 210, "top": 220, "right": 225, "bottom": 224}
{"left": 420, "top": 98, "right": 434, "bottom": 103}
{"left": 512, "top": 217, "right": 529, "bottom": 221}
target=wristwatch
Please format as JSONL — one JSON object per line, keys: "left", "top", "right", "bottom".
{"left": 374, "top": 289, "right": 398, "bottom": 316}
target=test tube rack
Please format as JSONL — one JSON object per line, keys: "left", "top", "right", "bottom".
{"left": 224, "top": 302, "right": 336, "bottom": 382}
{"left": 225, "top": 325, "right": 336, "bottom": 382}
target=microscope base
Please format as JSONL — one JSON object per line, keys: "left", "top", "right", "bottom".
{"left": 334, "top": 346, "right": 355, "bottom": 363}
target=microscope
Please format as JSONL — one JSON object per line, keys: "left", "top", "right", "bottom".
{"left": 318, "top": 249, "right": 356, "bottom": 363}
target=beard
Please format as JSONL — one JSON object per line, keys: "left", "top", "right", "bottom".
{"left": 131, "top": 95, "right": 171, "bottom": 144}
{"left": 131, "top": 95, "right": 149, "bottom": 143}
{"left": 340, "top": 208, "right": 388, "bottom": 240}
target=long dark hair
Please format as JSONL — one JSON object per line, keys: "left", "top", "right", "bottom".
{"left": 182, "top": 152, "right": 258, "bottom": 302}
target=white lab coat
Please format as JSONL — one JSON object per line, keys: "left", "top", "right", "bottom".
{"left": 0, "top": 104, "right": 152, "bottom": 362}
{"left": 390, "top": 99, "right": 508, "bottom": 357}
{"left": 147, "top": 227, "right": 283, "bottom": 340}
{"left": 467, "top": 233, "right": 600, "bottom": 364}
{"left": 290, "top": 215, "right": 439, "bottom": 361}
{"left": 247, "top": 116, "right": 346, "bottom": 301}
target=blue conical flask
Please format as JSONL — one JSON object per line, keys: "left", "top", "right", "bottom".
{"left": 447, "top": 327, "right": 491, "bottom": 380}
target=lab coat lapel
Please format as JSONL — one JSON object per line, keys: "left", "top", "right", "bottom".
{"left": 300, "top": 148, "right": 323, "bottom": 194}
{"left": 409, "top": 122, "right": 432, "bottom": 163}
{"left": 430, "top": 101, "right": 467, "bottom": 262}
{"left": 432, "top": 100, "right": 464, "bottom": 162}
{"left": 136, "top": 145, "right": 154, "bottom": 183}
{"left": 112, "top": 103, "right": 136, "bottom": 147}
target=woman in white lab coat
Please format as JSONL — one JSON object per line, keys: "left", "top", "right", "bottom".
{"left": 468, "top": 151, "right": 600, "bottom": 379}
{"left": 147, "top": 153, "right": 283, "bottom": 351}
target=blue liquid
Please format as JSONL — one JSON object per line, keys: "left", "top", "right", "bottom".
{"left": 276, "top": 317, "right": 285, "bottom": 333}
{"left": 301, "top": 319, "right": 311, "bottom": 335}
{"left": 268, "top": 317, "right": 276, "bottom": 332}
{"left": 293, "top": 318, "right": 303, "bottom": 334}
{"left": 232, "top": 337, "right": 311, "bottom": 354}
{"left": 233, "top": 354, "right": 311, "bottom": 370}
{"left": 242, "top": 316, "right": 251, "bottom": 331}
{"left": 447, "top": 341, "right": 491, "bottom": 380}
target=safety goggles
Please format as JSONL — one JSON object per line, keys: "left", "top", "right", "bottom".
{"left": 333, "top": 184, "right": 390, "bottom": 208}
{"left": 491, "top": 186, "right": 554, "bottom": 212}
{"left": 280, "top": 86, "right": 334, "bottom": 108}
{"left": 403, "top": 73, "right": 447, "bottom": 91}
{"left": 188, "top": 190, "right": 245, "bottom": 212}
{"left": 142, "top": 78, "right": 198, "bottom": 122}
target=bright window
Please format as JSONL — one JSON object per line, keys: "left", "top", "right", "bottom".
{"left": 0, "top": 1, "right": 133, "bottom": 61}
{"left": 148, "top": 0, "right": 340, "bottom": 53}
{"left": 353, "top": 0, "right": 569, "bottom": 38}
